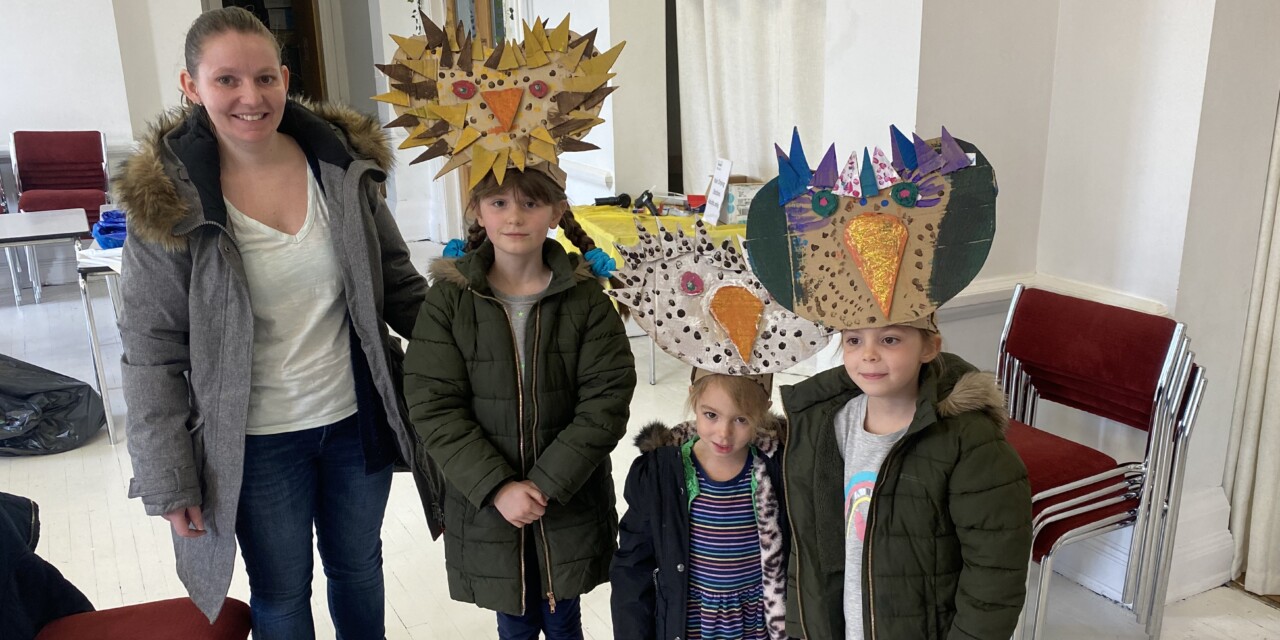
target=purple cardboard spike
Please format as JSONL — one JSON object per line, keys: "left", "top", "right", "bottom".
{"left": 912, "top": 133, "right": 945, "bottom": 174}
{"left": 890, "top": 125, "right": 917, "bottom": 173}
{"left": 812, "top": 144, "right": 839, "bottom": 189}
{"left": 859, "top": 148, "right": 879, "bottom": 198}
{"left": 776, "top": 144, "right": 808, "bottom": 205}
{"left": 938, "top": 126, "right": 971, "bottom": 174}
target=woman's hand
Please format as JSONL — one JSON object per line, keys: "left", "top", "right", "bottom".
{"left": 493, "top": 480, "right": 548, "bottom": 528}
{"left": 163, "top": 506, "right": 207, "bottom": 538}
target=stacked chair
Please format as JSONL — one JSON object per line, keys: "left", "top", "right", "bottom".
{"left": 997, "top": 284, "right": 1207, "bottom": 640}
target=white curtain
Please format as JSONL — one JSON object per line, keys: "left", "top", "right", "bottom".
{"left": 676, "top": 0, "right": 827, "bottom": 191}
{"left": 1225, "top": 99, "right": 1280, "bottom": 596}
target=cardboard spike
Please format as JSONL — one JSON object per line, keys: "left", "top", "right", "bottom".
{"left": 551, "top": 91, "right": 589, "bottom": 114}
{"left": 532, "top": 19, "right": 552, "bottom": 52}
{"left": 433, "top": 152, "right": 470, "bottom": 179}
{"left": 469, "top": 146, "right": 499, "bottom": 189}
{"left": 540, "top": 161, "right": 567, "bottom": 186}
{"left": 484, "top": 42, "right": 506, "bottom": 70}
{"left": 427, "top": 103, "right": 468, "bottom": 127}
{"left": 558, "top": 138, "right": 599, "bottom": 152}
{"left": 439, "top": 38, "right": 454, "bottom": 68}
{"left": 559, "top": 38, "right": 590, "bottom": 72}
{"left": 775, "top": 144, "right": 807, "bottom": 205}
{"left": 870, "top": 147, "right": 900, "bottom": 188}
{"left": 812, "top": 144, "right": 839, "bottom": 189}
{"left": 410, "top": 139, "right": 449, "bottom": 165}
{"left": 492, "top": 148, "right": 510, "bottom": 185}
{"left": 372, "top": 90, "right": 411, "bottom": 107}
{"left": 399, "top": 124, "right": 434, "bottom": 149}
{"left": 529, "top": 126, "right": 556, "bottom": 145}
{"left": 392, "top": 80, "right": 437, "bottom": 101}
{"left": 549, "top": 15, "right": 571, "bottom": 52}
{"left": 457, "top": 33, "right": 474, "bottom": 72}
{"left": 579, "top": 41, "right": 626, "bottom": 76}
{"left": 938, "top": 126, "right": 971, "bottom": 174}
{"left": 569, "top": 28, "right": 597, "bottom": 56}
{"left": 497, "top": 42, "right": 520, "bottom": 70}
{"left": 529, "top": 137, "right": 558, "bottom": 163}
{"left": 391, "top": 35, "right": 428, "bottom": 60}
{"left": 416, "top": 118, "right": 451, "bottom": 139}
{"left": 446, "top": 21, "right": 460, "bottom": 53}
{"left": 407, "top": 106, "right": 434, "bottom": 119}
{"left": 512, "top": 43, "right": 527, "bottom": 66}
{"left": 375, "top": 63, "right": 415, "bottom": 83}
{"left": 859, "top": 148, "right": 879, "bottom": 197}
{"left": 511, "top": 144, "right": 527, "bottom": 171}
{"left": 912, "top": 133, "right": 945, "bottom": 174}
{"left": 562, "top": 73, "right": 613, "bottom": 93}
{"left": 549, "top": 118, "right": 594, "bottom": 137}
{"left": 419, "top": 10, "right": 446, "bottom": 49}
{"left": 579, "top": 85, "right": 618, "bottom": 111}
{"left": 404, "top": 58, "right": 436, "bottom": 78}
{"left": 472, "top": 38, "right": 486, "bottom": 62}
{"left": 787, "top": 127, "right": 812, "bottom": 181}
{"left": 890, "top": 124, "right": 917, "bottom": 173}
{"left": 383, "top": 113, "right": 419, "bottom": 129}
{"left": 524, "top": 36, "right": 551, "bottom": 67}
{"left": 452, "top": 126, "right": 483, "bottom": 153}
{"left": 482, "top": 88, "right": 524, "bottom": 132}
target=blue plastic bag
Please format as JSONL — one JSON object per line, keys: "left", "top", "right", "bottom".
{"left": 91, "top": 209, "right": 127, "bottom": 249}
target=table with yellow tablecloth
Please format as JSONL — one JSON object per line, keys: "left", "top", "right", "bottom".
{"left": 555, "top": 205, "right": 746, "bottom": 266}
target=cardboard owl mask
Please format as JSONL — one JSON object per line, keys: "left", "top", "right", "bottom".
{"left": 745, "top": 126, "right": 997, "bottom": 330}
{"left": 374, "top": 12, "right": 623, "bottom": 190}
{"left": 608, "top": 218, "right": 831, "bottom": 376}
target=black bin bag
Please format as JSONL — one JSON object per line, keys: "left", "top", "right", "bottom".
{"left": 0, "top": 354, "right": 105, "bottom": 456}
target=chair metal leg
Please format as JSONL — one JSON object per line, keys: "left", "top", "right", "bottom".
{"left": 105, "top": 272, "right": 122, "bottom": 315}
{"left": 26, "top": 245, "right": 42, "bottom": 303}
{"left": 78, "top": 271, "right": 117, "bottom": 445}
{"left": 4, "top": 247, "right": 21, "bottom": 303}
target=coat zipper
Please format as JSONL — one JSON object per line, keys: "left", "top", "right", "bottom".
{"left": 780, "top": 404, "right": 809, "bottom": 638}
{"left": 475, "top": 290, "right": 532, "bottom": 616}
{"left": 529, "top": 304, "right": 558, "bottom": 613}
{"left": 864, "top": 434, "right": 911, "bottom": 640}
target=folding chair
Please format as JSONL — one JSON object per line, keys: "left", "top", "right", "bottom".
{"left": 996, "top": 285, "right": 1203, "bottom": 639}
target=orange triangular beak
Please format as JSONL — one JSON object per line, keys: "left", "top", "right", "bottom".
{"left": 710, "top": 286, "right": 765, "bottom": 363}
{"left": 482, "top": 88, "right": 524, "bottom": 133}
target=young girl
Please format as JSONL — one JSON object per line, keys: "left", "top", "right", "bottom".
{"left": 745, "top": 129, "right": 1032, "bottom": 639}
{"left": 606, "top": 219, "right": 831, "bottom": 640}
{"left": 403, "top": 168, "right": 636, "bottom": 638}
{"left": 611, "top": 371, "right": 789, "bottom": 640}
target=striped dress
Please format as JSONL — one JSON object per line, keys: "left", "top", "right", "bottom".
{"left": 686, "top": 453, "right": 766, "bottom": 640}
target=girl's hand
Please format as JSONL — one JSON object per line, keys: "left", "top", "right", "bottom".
{"left": 494, "top": 480, "right": 548, "bottom": 527}
{"left": 163, "top": 506, "right": 207, "bottom": 538}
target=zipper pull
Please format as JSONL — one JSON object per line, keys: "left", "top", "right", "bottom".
{"left": 547, "top": 592, "right": 557, "bottom": 614}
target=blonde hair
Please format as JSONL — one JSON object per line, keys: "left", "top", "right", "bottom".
{"left": 686, "top": 374, "right": 775, "bottom": 439}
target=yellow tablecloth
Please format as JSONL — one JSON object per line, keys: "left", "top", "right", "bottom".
{"left": 556, "top": 205, "right": 746, "bottom": 266}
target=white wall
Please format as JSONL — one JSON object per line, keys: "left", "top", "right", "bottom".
{"left": 111, "top": 0, "right": 203, "bottom": 139}
{"left": 916, "top": 0, "right": 1058, "bottom": 282}
{"left": 1036, "top": 0, "right": 1215, "bottom": 310}
{"left": 609, "top": 0, "right": 667, "bottom": 198}
{"left": 0, "top": 1, "right": 134, "bottom": 152}
{"left": 820, "top": 2, "right": 922, "bottom": 161}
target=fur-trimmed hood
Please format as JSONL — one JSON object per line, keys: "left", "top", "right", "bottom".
{"left": 112, "top": 99, "right": 393, "bottom": 250}
{"left": 633, "top": 414, "right": 787, "bottom": 457}
{"left": 937, "top": 370, "right": 1009, "bottom": 430}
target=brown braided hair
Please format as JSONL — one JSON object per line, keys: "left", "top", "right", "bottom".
{"left": 463, "top": 169, "right": 626, "bottom": 291}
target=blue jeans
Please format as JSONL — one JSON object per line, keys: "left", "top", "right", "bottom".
{"left": 495, "top": 535, "right": 583, "bottom": 640}
{"left": 236, "top": 414, "right": 393, "bottom": 640}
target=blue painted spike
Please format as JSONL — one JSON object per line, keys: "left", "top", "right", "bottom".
{"left": 912, "top": 132, "right": 945, "bottom": 174}
{"left": 812, "top": 144, "right": 839, "bottom": 189}
{"left": 788, "top": 127, "right": 813, "bottom": 184}
{"left": 859, "top": 147, "right": 879, "bottom": 197}
{"left": 776, "top": 143, "right": 808, "bottom": 205}
{"left": 938, "top": 126, "right": 970, "bottom": 174}
{"left": 890, "top": 125, "right": 917, "bottom": 172}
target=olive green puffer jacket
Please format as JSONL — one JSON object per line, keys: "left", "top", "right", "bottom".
{"left": 404, "top": 239, "right": 636, "bottom": 615}
{"left": 782, "top": 353, "right": 1031, "bottom": 640}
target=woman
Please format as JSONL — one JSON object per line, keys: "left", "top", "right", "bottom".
{"left": 115, "top": 8, "right": 435, "bottom": 638}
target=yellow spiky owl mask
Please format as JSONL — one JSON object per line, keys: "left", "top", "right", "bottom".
{"left": 374, "top": 12, "right": 624, "bottom": 189}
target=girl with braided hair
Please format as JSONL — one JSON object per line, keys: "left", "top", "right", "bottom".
{"left": 403, "top": 162, "right": 636, "bottom": 638}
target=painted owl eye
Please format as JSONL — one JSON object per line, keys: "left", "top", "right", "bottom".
{"left": 529, "top": 80, "right": 549, "bottom": 98}
{"left": 679, "top": 272, "right": 704, "bottom": 295}
{"left": 810, "top": 189, "right": 838, "bottom": 217}
{"left": 452, "top": 80, "right": 477, "bottom": 99}
{"left": 890, "top": 182, "right": 920, "bottom": 208}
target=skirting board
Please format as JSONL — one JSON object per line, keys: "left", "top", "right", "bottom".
{"left": 0, "top": 243, "right": 79, "bottom": 291}
{"left": 1049, "top": 486, "right": 1234, "bottom": 605}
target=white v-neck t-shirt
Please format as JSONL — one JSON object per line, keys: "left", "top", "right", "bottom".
{"left": 226, "top": 169, "right": 357, "bottom": 435}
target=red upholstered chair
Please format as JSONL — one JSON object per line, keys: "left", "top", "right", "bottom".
{"left": 11, "top": 130, "right": 110, "bottom": 226}
{"left": 36, "top": 597, "right": 252, "bottom": 640}
{"left": 997, "top": 285, "right": 1205, "bottom": 640}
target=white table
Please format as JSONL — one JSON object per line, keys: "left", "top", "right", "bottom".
{"left": 0, "top": 208, "right": 89, "bottom": 303}
{"left": 76, "top": 248, "right": 123, "bottom": 445}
